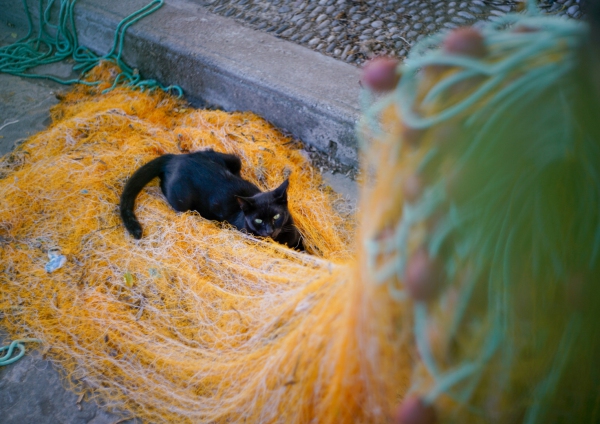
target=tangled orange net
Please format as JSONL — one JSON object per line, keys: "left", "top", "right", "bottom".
{"left": 0, "top": 63, "right": 411, "bottom": 423}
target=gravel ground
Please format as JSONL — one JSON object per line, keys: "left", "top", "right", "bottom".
{"left": 197, "top": 0, "right": 587, "bottom": 66}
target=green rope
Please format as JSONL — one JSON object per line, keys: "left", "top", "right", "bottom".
{"left": 0, "top": 0, "right": 182, "bottom": 96}
{"left": 397, "top": 16, "right": 585, "bottom": 130}
{"left": 0, "top": 338, "right": 42, "bottom": 366}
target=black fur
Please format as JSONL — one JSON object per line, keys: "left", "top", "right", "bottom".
{"left": 119, "top": 149, "right": 304, "bottom": 250}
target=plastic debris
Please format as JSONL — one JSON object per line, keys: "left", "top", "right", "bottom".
{"left": 44, "top": 249, "right": 67, "bottom": 273}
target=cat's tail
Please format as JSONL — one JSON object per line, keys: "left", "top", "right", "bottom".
{"left": 120, "top": 154, "right": 173, "bottom": 239}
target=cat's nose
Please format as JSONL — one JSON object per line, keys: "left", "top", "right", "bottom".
{"left": 260, "top": 224, "right": 273, "bottom": 237}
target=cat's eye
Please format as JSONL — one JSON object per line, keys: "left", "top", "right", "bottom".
{"left": 254, "top": 218, "right": 263, "bottom": 224}
{"left": 273, "top": 214, "right": 280, "bottom": 220}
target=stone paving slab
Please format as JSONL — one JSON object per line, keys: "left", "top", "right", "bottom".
{"left": 0, "top": 332, "right": 129, "bottom": 424}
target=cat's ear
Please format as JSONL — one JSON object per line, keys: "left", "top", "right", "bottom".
{"left": 273, "top": 179, "right": 289, "bottom": 203}
{"left": 236, "top": 196, "right": 254, "bottom": 211}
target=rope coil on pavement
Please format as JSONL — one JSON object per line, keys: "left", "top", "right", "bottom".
{"left": 0, "top": 0, "right": 182, "bottom": 96}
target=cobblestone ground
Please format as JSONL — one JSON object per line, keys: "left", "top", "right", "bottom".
{"left": 198, "top": 0, "right": 587, "bottom": 66}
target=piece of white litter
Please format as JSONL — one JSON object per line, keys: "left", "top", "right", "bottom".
{"left": 45, "top": 250, "right": 67, "bottom": 273}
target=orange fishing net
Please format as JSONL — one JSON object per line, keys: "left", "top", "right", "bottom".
{"left": 0, "top": 64, "right": 412, "bottom": 423}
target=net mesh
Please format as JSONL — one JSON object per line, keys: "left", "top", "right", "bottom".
{"left": 1, "top": 63, "right": 414, "bottom": 423}
{"left": 359, "top": 8, "right": 600, "bottom": 424}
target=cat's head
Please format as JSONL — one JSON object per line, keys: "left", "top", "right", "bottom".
{"left": 236, "top": 179, "right": 292, "bottom": 239}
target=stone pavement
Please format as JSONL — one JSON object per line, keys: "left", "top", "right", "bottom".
{"left": 199, "top": 0, "right": 587, "bottom": 65}
{"left": 1, "top": 331, "right": 132, "bottom": 424}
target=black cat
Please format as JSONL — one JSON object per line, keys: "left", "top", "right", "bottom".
{"left": 119, "top": 149, "right": 304, "bottom": 250}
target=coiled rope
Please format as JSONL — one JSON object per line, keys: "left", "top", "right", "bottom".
{"left": 0, "top": 0, "right": 182, "bottom": 96}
